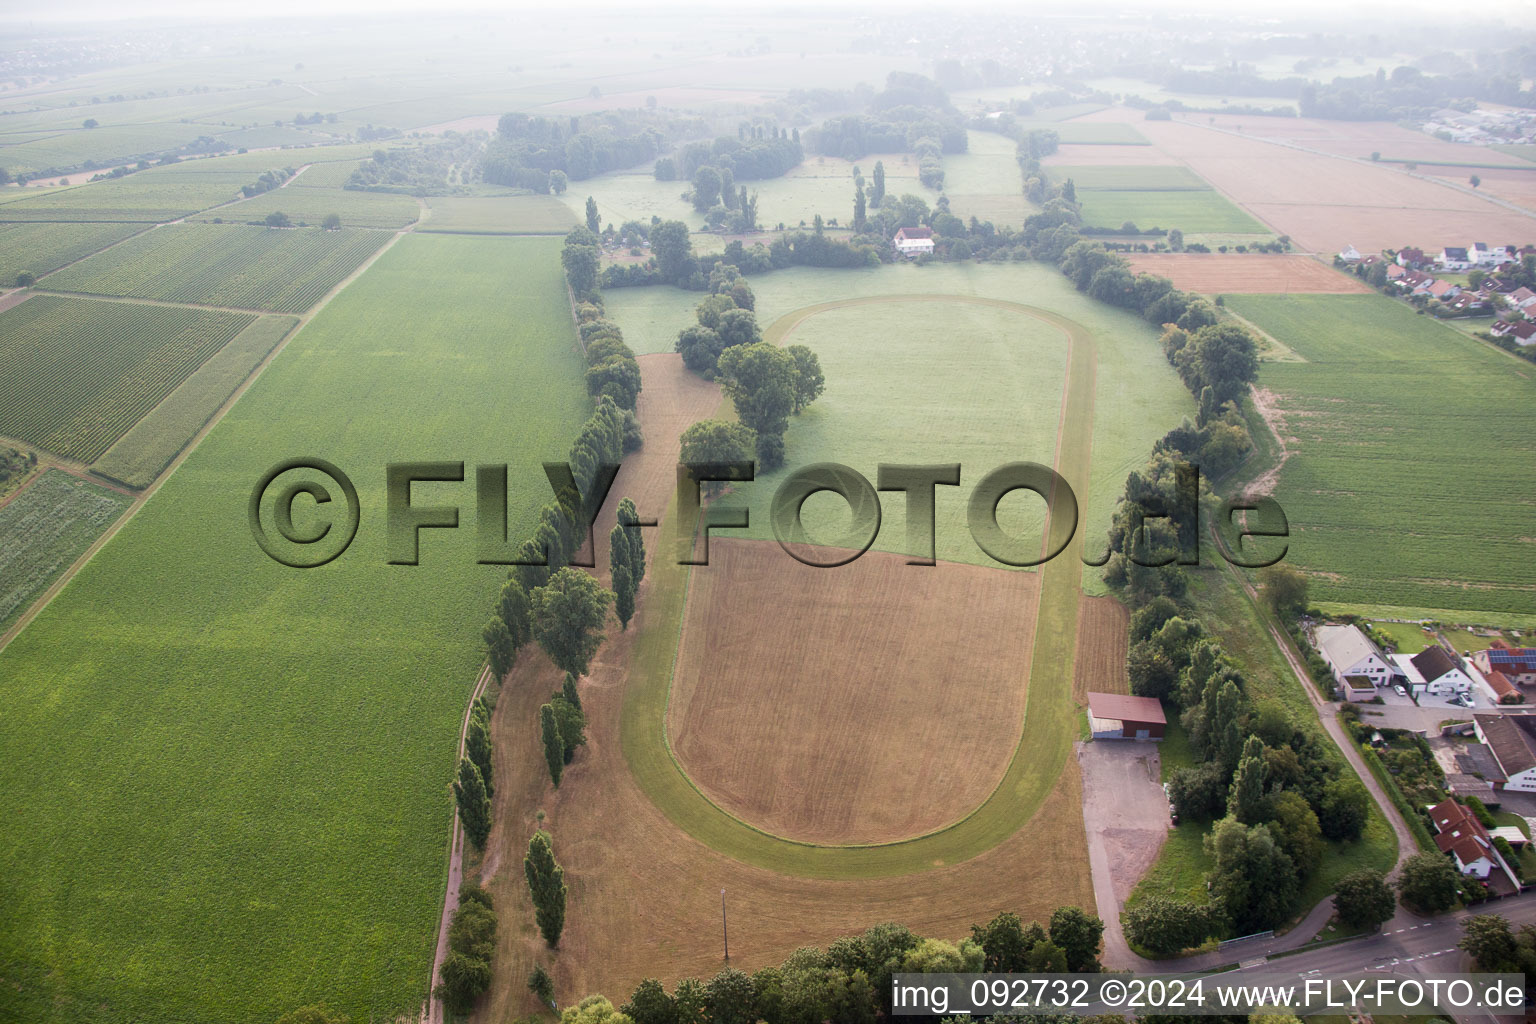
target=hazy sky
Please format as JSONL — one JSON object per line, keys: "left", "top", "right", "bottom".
{"left": 6, "top": 0, "right": 1522, "bottom": 27}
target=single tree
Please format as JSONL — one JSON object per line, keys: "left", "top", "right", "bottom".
{"left": 265, "top": 210, "right": 291, "bottom": 228}
{"left": 1461, "top": 914, "right": 1518, "bottom": 970}
{"left": 499, "top": 577, "right": 532, "bottom": 648}
{"left": 623, "top": 978, "right": 678, "bottom": 1024}
{"left": 678, "top": 420, "right": 755, "bottom": 470}
{"left": 617, "top": 497, "right": 646, "bottom": 584}
{"left": 484, "top": 617, "right": 515, "bottom": 679}
{"left": 612, "top": 562, "right": 634, "bottom": 629}
{"left": 436, "top": 951, "right": 494, "bottom": 1015}
{"left": 525, "top": 829, "right": 567, "bottom": 946}
{"left": 1049, "top": 906, "right": 1104, "bottom": 972}
{"left": 540, "top": 703, "right": 565, "bottom": 786}
{"left": 704, "top": 968, "right": 756, "bottom": 1024}
{"left": 15, "top": 270, "right": 35, "bottom": 288}
{"left": 784, "top": 345, "right": 825, "bottom": 414}
{"left": 562, "top": 671, "right": 582, "bottom": 711}
{"left": 970, "top": 911, "right": 1030, "bottom": 973}
{"left": 531, "top": 567, "right": 614, "bottom": 677}
{"left": 1318, "top": 777, "right": 1370, "bottom": 841}
{"left": 1396, "top": 852, "right": 1460, "bottom": 913}
{"left": 320, "top": 212, "right": 341, "bottom": 230}
{"left": 452, "top": 756, "right": 492, "bottom": 849}
{"left": 691, "top": 166, "right": 722, "bottom": 212}
{"left": 1333, "top": 869, "right": 1396, "bottom": 931}
{"left": 853, "top": 187, "right": 867, "bottom": 233}
{"left": 1259, "top": 564, "right": 1308, "bottom": 618}
{"left": 872, "top": 160, "right": 885, "bottom": 207}
{"left": 465, "top": 712, "right": 494, "bottom": 797}
{"left": 549, "top": 694, "right": 586, "bottom": 762}
{"left": 529, "top": 964, "right": 556, "bottom": 1006}
{"left": 585, "top": 196, "right": 600, "bottom": 233}
{"left": 562, "top": 995, "right": 634, "bottom": 1024}
{"left": 549, "top": 169, "right": 568, "bottom": 194}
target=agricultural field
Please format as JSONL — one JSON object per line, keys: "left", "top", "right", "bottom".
{"left": 0, "top": 470, "right": 132, "bottom": 633}
{"left": 1051, "top": 164, "right": 1209, "bottom": 190}
{"left": 421, "top": 194, "right": 578, "bottom": 234}
{"left": 0, "top": 234, "right": 591, "bottom": 1024}
{"left": 1026, "top": 121, "right": 1149, "bottom": 145}
{"left": 1124, "top": 253, "right": 1370, "bottom": 294}
{"left": 1229, "top": 293, "right": 1536, "bottom": 616}
{"left": 193, "top": 184, "right": 422, "bottom": 229}
{"left": 0, "top": 177, "right": 243, "bottom": 222}
{"left": 45, "top": 223, "right": 390, "bottom": 313}
{"left": 942, "top": 130, "right": 1031, "bottom": 226}
{"left": 1074, "top": 188, "right": 1268, "bottom": 233}
{"left": 0, "top": 295, "right": 255, "bottom": 461}
{"left": 0, "top": 221, "right": 145, "bottom": 284}
{"left": 1072, "top": 595, "right": 1130, "bottom": 701}
{"left": 91, "top": 315, "right": 300, "bottom": 488}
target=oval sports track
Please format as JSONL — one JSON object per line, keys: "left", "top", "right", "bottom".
{"left": 620, "top": 295, "right": 1100, "bottom": 878}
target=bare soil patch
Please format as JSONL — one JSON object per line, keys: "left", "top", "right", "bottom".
{"left": 1085, "top": 107, "right": 1536, "bottom": 253}
{"left": 669, "top": 539, "right": 1041, "bottom": 845}
{"left": 1125, "top": 253, "right": 1370, "bottom": 294}
{"left": 1072, "top": 595, "right": 1130, "bottom": 703}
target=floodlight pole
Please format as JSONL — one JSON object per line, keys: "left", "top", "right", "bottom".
{"left": 721, "top": 888, "right": 730, "bottom": 962}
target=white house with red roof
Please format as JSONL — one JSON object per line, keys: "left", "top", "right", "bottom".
{"left": 893, "top": 226, "right": 934, "bottom": 257}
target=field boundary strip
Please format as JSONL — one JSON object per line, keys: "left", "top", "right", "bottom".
{"left": 617, "top": 294, "right": 1098, "bottom": 878}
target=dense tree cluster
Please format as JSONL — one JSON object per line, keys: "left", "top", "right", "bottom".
{"left": 240, "top": 166, "right": 296, "bottom": 198}
{"left": 667, "top": 123, "right": 804, "bottom": 181}
{"left": 452, "top": 693, "right": 497, "bottom": 848}
{"left": 482, "top": 109, "right": 703, "bottom": 190}
{"left": 346, "top": 135, "right": 485, "bottom": 195}
{"left": 1462, "top": 914, "right": 1536, "bottom": 990}
{"left": 609, "top": 498, "right": 646, "bottom": 630}
{"left": 575, "top": 293, "right": 644, "bottom": 412}
{"left": 435, "top": 881, "right": 497, "bottom": 1015}
{"left": 1300, "top": 64, "right": 1536, "bottom": 120}
{"left": 808, "top": 72, "right": 966, "bottom": 191}
{"left": 674, "top": 266, "right": 763, "bottom": 376}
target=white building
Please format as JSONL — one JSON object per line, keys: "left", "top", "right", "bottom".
{"left": 1316, "top": 624, "right": 1393, "bottom": 689}
{"left": 1338, "top": 244, "right": 1362, "bottom": 263}
{"left": 1405, "top": 646, "right": 1474, "bottom": 697}
{"left": 1475, "top": 713, "right": 1536, "bottom": 791}
{"left": 1440, "top": 246, "right": 1472, "bottom": 271}
{"left": 1428, "top": 798, "right": 1499, "bottom": 878}
{"left": 893, "top": 226, "right": 934, "bottom": 257}
{"left": 1470, "top": 242, "right": 1515, "bottom": 267}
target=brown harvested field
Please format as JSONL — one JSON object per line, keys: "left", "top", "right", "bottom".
{"left": 1124, "top": 253, "right": 1372, "bottom": 294}
{"left": 1071, "top": 595, "right": 1129, "bottom": 703}
{"left": 481, "top": 619, "right": 1094, "bottom": 1019}
{"left": 669, "top": 539, "right": 1040, "bottom": 845}
{"left": 1430, "top": 167, "right": 1536, "bottom": 213}
{"left": 1072, "top": 107, "right": 1536, "bottom": 254}
{"left": 477, "top": 347, "right": 1093, "bottom": 1018}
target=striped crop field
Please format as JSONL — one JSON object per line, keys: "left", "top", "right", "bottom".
{"left": 45, "top": 223, "right": 389, "bottom": 313}
{"left": 0, "top": 221, "right": 144, "bottom": 284}
{"left": 0, "top": 295, "right": 253, "bottom": 461}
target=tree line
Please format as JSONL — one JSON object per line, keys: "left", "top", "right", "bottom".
{"left": 483, "top": 109, "right": 703, "bottom": 191}
{"left": 806, "top": 72, "right": 967, "bottom": 191}
{"left": 659, "top": 123, "right": 803, "bottom": 182}
{"left": 545, "top": 905, "right": 1103, "bottom": 1024}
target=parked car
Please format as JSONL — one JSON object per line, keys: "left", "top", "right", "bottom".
{"left": 1394, "top": 684, "right": 1408, "bottom": 697}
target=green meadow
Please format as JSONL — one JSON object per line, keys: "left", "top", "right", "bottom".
{"left": 1228, "top": 293, "right": 1536, "bottom": 616}
{"left": 0, "top": 234, "right": 590, "bottom": 1024}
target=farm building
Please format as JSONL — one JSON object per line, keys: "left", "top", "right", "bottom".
{"left": 1086, "top": 692, "right": 1165, "bottom": 740}
{"left": 1474, "top": 647, "right": 1536, "bottom": 686}
{"left": 1474, "top": 713, "right": 1536, "bottom": 790}
{"left": 1479, "top": 668, "right": 1524, "bottom": 705}
{"left": 1427, "top": 798, "right": 1500, "bottom": 878}
{"left": 1393, "top": 646, "right": 1473, "bottom": 698}
{"left": 1315, "top": 624, "right": 1393, "bottom": 690}
{"left": 892, "top": 226, "right": 934, "bottom": 257}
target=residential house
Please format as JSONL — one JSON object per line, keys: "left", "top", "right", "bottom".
{"left": 1474, "top": 713, "right": 1536, "bottom": 790}
{"left": 1473, "top": 647, "right": 1536, "bottom": 686}
{"left": 1446, "top": 291, "right": 1489, "bottom": 314}
{"left": 1492, "top": 320, "right": 1536, "bottom": 345}
{"left": 1397, "top": 248, "right": 1427, "bottom": 269}
{"left": 1316, "top": 624, "right": 1394, "bottom": 690}
{"left": 1470, "top": 243, "right": 1516, "bottom": 267}
{"left": 1507, "top": 287, "right": 1536, "bottom": 311}
{"left": 1338, "top": 244, "right": 1362, "bottom": 263}
{"left": 1428, "top": 798, "right": 1500, "bottom": 878}
{"left": 893, "top": 226, "right": 934, "bottom": 257}
{"left": 1426, "top": 279, "right": 1461, "bottom": 301}
{"left": 1395, "top": 646, "right": 1473, "bottom": 697}
{"left": 1385, "top": 263, "right": 1405, "bottom": 281}
{"left": 1440, "top": 246, "right": 1472, "bottom": 270}
{"left": 1398, "top": 269, "right": 1434, "bottom": 293}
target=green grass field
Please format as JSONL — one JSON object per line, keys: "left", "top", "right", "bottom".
{"left": 1228, "top": 293, "right": 1536, "bottom": 616}
{"left": 716, "top": 299, "right": 1066, "bottom": 566}
{"left": 603, "top": 261, "right": 1192, "bottom": 582}
{"left": 943, "top": 131, "right": 1033, "bottom": 227}
{"left": 91, "top": 315, "right": 300, "bottom": 488}
{"left": 0, "top": 222, "right": 145, "bottom": 283}
{"left": 0, "top": 234, "right": 590, "bottom": 1024}
{"left": 420, "top": 194, "right": 578, "bottom": 234}
{"left": 0, "top": 470, "right": 132, "bottom": 632}
{"left": 0, "top": 295, "right": 255, "bottom": 461}
{"left": 1051, "top": 165, "right": 1209, "bottom": 190}
{"left": 194, "top": 185, "right": 421, "bottom": 229}
{"left": 45, "top": 224, "right": 390, "bottom": 313}
{"left": 1075, "top": 189, "right": 1267, "bottom": 233}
